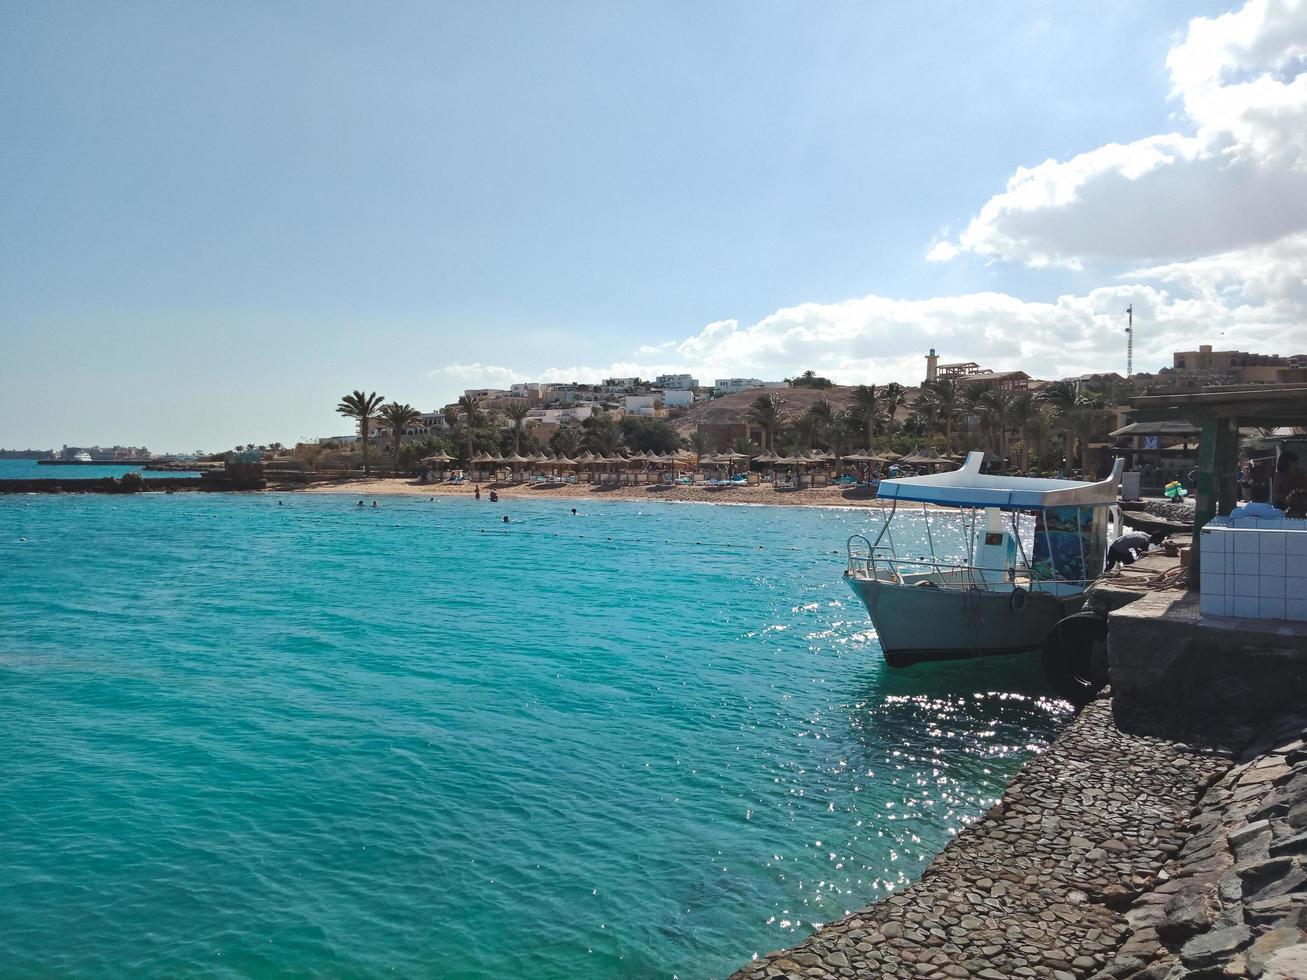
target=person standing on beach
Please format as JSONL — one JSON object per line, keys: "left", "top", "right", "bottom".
{"left": 474, "top": 485, "right": 481, "bottom": 500}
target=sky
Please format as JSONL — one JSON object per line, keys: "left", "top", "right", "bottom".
{"left": 2, "top": 0, "right": 1305, "bottom": 451}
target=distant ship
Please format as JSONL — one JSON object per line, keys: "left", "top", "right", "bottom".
{"left": 71, "top": 451, "right": 94, "bottom": 463}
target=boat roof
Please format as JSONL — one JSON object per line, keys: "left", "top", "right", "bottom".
{"left": 876, "top": 452, "right": 1124, "bottom": 510}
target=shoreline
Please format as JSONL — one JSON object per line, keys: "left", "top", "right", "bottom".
{"left": 279, "top": 476, "right": 893, "bottom": 510}
{"left": 731, "top": 698, "right": 1307, "bottom": 979}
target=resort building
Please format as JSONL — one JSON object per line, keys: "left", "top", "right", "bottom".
{"left": 1165, "top": 346, "right": 1307, "bottom": 386}
{"left": 655, "top": 373, "right": 698, "bottom": 390}
{"left": 622, "top": 394, "right": 667, "bottom": 417}
{"left": 924, "top": 349, "right": 1029, "bottom": 390}
{"left": 713, "top": 378, "right": 786, "bottom": 396}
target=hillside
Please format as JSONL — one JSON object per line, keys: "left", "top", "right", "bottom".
{"left": 671, "top": 385, "right": 919, "bottom": 435}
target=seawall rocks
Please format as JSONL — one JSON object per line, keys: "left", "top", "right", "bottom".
{"left": 730, "top": 699, "right": 1234, "bottom": 980}
{"left": 1101, "top": 714, "right": 1307, "bottom": 978}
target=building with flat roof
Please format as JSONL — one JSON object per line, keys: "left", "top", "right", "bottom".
{"left": 1168, "top": 346, "right": 1307, "bottom": 385}
{"left": 655, "top": 373, "right": 698, "bottom": 390}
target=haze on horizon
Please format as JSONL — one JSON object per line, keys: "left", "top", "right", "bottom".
{"left": 3, "top": 0, "right": 1305, "bottom": 452}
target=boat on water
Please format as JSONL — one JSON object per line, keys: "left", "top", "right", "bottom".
{"left": 71, "top": 451, "right": 93, "bottom": 463}
{"left": 845, "top": 451, "right": 1124, "bottom": 667}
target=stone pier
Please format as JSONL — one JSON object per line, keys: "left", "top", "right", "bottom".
{"left": 728, "top": 698, "right": 1303, "bottom": 979}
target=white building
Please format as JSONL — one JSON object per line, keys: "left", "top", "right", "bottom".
{"left": 528, "top": 405, "right": 595, "bottom": 423}
{"left": 714, "top": 378, "right": 786, "bottom": 395}
{"left": 655, "top": 373, "right": 698, "bottom": 390}
{"left": 463, "top": 388, "right": 508, "bottom": 400}
{"left": 622, "top": 394, "right": 663, "bottom": 416}
{"left": 659, "top": 389, "right": 694, "bottom": 409}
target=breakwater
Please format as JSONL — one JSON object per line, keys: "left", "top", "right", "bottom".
{"left": 731, "top": 698, "right": 1307, "bottom": 979}
{"left": 0, "top": 477, "right": 207, "bottom": 493}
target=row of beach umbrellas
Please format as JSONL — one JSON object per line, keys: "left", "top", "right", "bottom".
{"left": 420, "top": 447, "right": 959, "bottom": 471}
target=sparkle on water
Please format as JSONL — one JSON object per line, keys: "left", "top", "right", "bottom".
{"left": 0, "top": 491, "right": 1071, "bottom": 978}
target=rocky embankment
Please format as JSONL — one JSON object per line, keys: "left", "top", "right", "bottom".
{"left": 731, "top": 699, "right": 1307, "bottom": 980}
{"left": 1108, "top": 716, "right": 1307, "bottom": 978}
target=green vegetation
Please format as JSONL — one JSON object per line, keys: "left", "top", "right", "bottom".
{"left": 336, "top": 390, "right": 386, "bottom": 475}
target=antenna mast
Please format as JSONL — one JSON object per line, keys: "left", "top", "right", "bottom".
{"left": 1125, "top": 304, "right": 1134, "bottom": 376}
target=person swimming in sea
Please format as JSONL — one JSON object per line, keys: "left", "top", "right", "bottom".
{"left": 570, "top": 508, "right": 577, "bottom": 515}
{"left": 502, "top": 514, "right": 510, "bottom": 523}
{"left": 357, "top": 500, "right": 364, "bottom": 507}
{"left": 489, "top": 489, "right": 499, "bottom": 503}
{"left": 371, "top": 500, "right": 378, "bottom": 508}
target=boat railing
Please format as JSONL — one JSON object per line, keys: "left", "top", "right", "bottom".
{"left": 844, "top": 535, "right": 1094, "bottom": 594}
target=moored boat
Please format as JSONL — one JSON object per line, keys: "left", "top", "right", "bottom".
{"left": 845, "top": 451, "right": 1124, "bottom": 666}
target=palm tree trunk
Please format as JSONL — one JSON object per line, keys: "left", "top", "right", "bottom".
{"left": 393, "top": 424, "right": 402, "bottom": 477}
{"left": 362, "top": 420, "right": 370, "bottom": 475}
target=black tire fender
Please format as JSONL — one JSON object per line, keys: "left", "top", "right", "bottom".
{"left": 1009, "top": 586, "right": 1029, "bottom": 614}
{"left": 1041, "top": 612, "right": 1110, "bottom": 706}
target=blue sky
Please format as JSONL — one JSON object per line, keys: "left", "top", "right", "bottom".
{"left": 5, "top": 0, "right": 1303, "bottom": 451}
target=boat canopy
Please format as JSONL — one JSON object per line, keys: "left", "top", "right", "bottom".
{"left": 875, "top": 452, "right": 1123, "bottom": 510}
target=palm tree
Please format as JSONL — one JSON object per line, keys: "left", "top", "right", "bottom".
{"left": 1040, "top": 380, "right": 1099, "bottom": 476}
{"left": 689, "top": 428, "right": 713, "bottom": 457}
{"left": 378, "top": 402, "right": 421, "bottom": 476}
{"left": 745, "top": 393, "right": 786, "bottom": 450}
{"left": 977, "top": 387, "right": 1016, "bottom": 461}
{"left": 804, "top": 398, "right": 835, "bottom": 449}
{"left": 550, "top": 419, "right": 584, "bottom": 457}
{"left": 456, "top": 394, "right": 484, "bottom": 464}
{"left": 1008, "top": 391, "right": 1041, "bottom": 472}
{"left": 505, "top": 401, "right": 533, "bottom": 454}
{"left": 851, "top": 385, "right": 883, "bottom": 454}
{"left": 918, "top": 379, "right": 962, "bottom": 453}
{"left": 583, "top": 417, "right": 624, "bottom": 456}
{"left": 336, "top": 390, "right": 386, "bottom": 475}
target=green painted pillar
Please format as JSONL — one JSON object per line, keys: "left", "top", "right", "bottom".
{"left": 1215, "top": 418, "right": 1238, "bottom": 518}
{"left": 1193, "top": 419, "right": 1219, "bottom": 578}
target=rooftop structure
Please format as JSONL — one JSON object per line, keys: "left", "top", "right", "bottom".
{"left": 1167, "top": 345, "right": 1307, "bottom": 386}
{"left": 655, "top": 373, "right": 698, "bottom": 390}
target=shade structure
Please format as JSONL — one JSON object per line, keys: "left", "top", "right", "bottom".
{"left": 502, "top": 453, "right": 530, "bottom": 464}
{"left": 419, "top": 452, "right": 453, "bottom": 464}
{"left": 754, "top": 451, "right": 777, "bottom": 463}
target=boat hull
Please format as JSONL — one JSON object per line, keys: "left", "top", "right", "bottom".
{"left": 845, "top": 575, "right": 1084, "bottom": 666}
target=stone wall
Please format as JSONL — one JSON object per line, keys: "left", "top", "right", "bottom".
{"left": 1108, "top": 591, "right": 1307, "bottom": 726}
{"left": 730, "top": 699, "right": 1234, "bottom": 980}
{"left": 1103, "top": 714, "right": 1307, "bottom": 978}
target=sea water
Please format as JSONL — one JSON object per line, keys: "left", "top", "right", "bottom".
{"left": 0, "top": 459, "right": 200, "bottom": 480}
{"left": 0, "top": 493, "right": 1070, "bottom": 978}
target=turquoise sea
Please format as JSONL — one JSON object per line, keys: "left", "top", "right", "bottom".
{"left": 0, "top": 491, "right": 1070, "bottom": 978}
{"left": 0, "top": 459, "right": 200, "bottom": 479}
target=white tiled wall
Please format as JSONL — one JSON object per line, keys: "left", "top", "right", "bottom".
{"left": 1199, "top": 517, "right": 1307, "bottom": 621}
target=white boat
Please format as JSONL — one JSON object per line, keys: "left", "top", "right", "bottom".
{"left": 71, "top": 451, "right": 93, "bottom": 463}
{"left": 845, "top": 451, "right": 1124, "bottom": 666}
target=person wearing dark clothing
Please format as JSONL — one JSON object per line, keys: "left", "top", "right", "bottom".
{"left": 1274, "top": 452, "right": 1307, "bottom": 509}
{"left": 1106, "top": 531, "right": 1167, "bottom": 570}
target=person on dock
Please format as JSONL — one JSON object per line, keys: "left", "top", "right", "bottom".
{"left": 1285, "top": 489, "right": 1307, "bottom": 519}
{"left": 1238, "top": 481, "right": 1285, "bottom": 519}
{"left": 1273, "top": 451, "right": 1306, "bottom": 509}
{"left": 1106, "top": 531, "right": 1167, "bottom": 570}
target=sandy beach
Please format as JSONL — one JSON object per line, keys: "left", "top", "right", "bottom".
{"left": 282, "top": 476, "right": 888, "bottom": 509}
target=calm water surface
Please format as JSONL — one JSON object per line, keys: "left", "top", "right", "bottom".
{"left": 0, "top": 493, "right": 1070, "bottom": 978}
{"left": 0, "top": 459, "right": 200, "bottom": 479}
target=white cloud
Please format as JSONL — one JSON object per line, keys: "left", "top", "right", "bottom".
{"left": 435, "top": 2, "right": 1307, "bottom": 405}
{"left": 937, "top": 0, "right": 1307, "bottom": 268}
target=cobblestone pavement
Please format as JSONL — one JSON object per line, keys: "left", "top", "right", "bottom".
{"left": 730, "top": 698, "right": 1235, "bottom": 980}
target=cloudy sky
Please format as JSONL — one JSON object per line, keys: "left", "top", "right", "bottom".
{"left": 2, "top": 0, "right": 1304, "bottom": 450}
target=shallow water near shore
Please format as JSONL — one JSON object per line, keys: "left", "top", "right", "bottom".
{"left": 1, "top": 493, "right": 1071, "bottom": 978}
